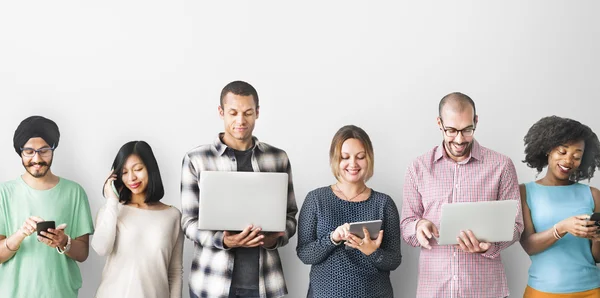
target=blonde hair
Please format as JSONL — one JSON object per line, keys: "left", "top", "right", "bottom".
{"left": 329, "top": 125, "right": 374, "bottom": 182}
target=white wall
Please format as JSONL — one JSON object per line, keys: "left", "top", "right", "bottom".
{"left": 1, "top": 1, "right": 599, "bottom": 297}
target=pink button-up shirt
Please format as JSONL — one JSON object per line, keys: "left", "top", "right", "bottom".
{"left": 401, "top": 140, "right": 523, "bottom": 298}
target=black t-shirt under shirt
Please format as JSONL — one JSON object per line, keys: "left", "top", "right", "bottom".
{"left": 230, "top": 147, "right": 259, "bottom": 290}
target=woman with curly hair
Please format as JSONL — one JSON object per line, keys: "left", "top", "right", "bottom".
{"left": 520, "top": 116, "right": 600, "bottom": 297}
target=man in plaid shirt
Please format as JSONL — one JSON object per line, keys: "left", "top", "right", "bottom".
{"left": 181, "top": 81, "right": 297, "bottom": 298}
{"left": 400, "top": 92, "right": 524, "bottom": 298}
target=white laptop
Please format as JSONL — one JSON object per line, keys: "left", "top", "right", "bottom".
{"left": 198, "top": 171, "right": 288, "bottom": 232}
{"left": 437, "top": 200, "right": 518, "bottom": 245}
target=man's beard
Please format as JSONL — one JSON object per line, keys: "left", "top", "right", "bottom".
{"left": 23, "top": 161, "right": 52, "bottom": 178}
{"left": 444, "top": 140, "right": 472, "bottom": 158}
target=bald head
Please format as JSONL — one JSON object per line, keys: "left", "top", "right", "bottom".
{"left": 438, "top": 92, "right": 476, "bottom": 121}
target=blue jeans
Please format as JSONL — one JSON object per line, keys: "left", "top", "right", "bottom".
{"left": 189, "top": 287, "right": 260, "bottom": 298}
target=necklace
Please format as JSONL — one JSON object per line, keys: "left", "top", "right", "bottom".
{"left": 334, "top": 183, "right": 368, "bottom": 202}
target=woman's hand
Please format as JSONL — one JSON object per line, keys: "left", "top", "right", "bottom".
{"left": 345, "top": 227, "right": 383, "bottom": 256}
{"left": 103, "top": 171, "right": 119, "bottom": 200}
{"left": 556, "top": 215, "right": 598, "bottom": 238}
{"left": 331, "top": 223, "right": 350, "bottom": 243}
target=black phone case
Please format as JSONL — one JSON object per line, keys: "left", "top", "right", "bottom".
{"left": 36, "top": 221, "right": 56, "bottom": 239}
{"left": 588, "top": 213, "right": 600, "bottom": 227}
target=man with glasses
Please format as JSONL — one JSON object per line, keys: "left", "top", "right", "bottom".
{"left": 0, "top": 115, "right": 94, "bottom": 298}
{"left": 400, "top": 92, "right": 523, "bottom": 298}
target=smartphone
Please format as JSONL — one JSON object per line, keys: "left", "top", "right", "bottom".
{"left": 111, "top": 180, "right": 120, "bottom": 197}
{"left": 36, "top": 221, "right": 55, "bottom": 239}
{"left": 111, "top": 169, "right": 124, "bottom": 197}
{"left": 591, "top": 213, "right": 600, "bottom": 226}
{"left": 103, "top": 168, "right": 120, "bottom": 198}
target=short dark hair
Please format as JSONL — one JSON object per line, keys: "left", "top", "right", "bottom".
{"left": 523, "top": 116, "right": 600, "bottom": 181}
{"left": 439, "top": 92, "right": 477, "bottom": 121}
{"left": 220, "top": 80, "right": 259, "bottom": 108}
{"left": 106, "top": 141, "right": 165, "bottom": 203}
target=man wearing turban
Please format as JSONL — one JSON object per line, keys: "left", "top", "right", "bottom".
{"left": 0, "top": 115, "right": 95, "bottom": 298}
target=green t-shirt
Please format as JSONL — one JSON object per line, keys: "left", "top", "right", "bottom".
{"left": 0, "top": 176, "right": 94, "bottom": 298}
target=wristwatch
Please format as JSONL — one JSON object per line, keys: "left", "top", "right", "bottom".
{"left": 57, "top": 235, "right": 72, "bottom": 254}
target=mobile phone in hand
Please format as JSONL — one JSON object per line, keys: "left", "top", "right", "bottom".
{"left": 590, "top": 213, "right": 600, "bottom": 227}
{"left": 111, "top": 180, "right": 120, "bottom": 197}
{"left": 36, "top": 221, "right": 55, "bottom": 239}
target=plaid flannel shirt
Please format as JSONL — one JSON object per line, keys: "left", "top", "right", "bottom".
{"left": 181, "top": 134, "right": 297, "bottom": 298}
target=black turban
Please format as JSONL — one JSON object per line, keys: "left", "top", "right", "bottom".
{"left": 13, "top": 116, "right": 60, "bottom": 155}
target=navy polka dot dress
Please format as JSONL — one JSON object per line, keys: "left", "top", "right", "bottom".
{"left": 296, "top": 186, "right": 402, "bottom": 298}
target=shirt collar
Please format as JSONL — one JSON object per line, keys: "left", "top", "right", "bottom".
{"left": 212, "top": 133, "right": 263, "bottom": 156}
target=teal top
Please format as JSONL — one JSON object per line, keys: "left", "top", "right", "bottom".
{"left": 0, "top": 177, "right": 94, "bottom": 298}
{"left": 526, "top": 181, "right": 600, "bottom": 293}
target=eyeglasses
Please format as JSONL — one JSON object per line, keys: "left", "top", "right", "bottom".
{"left": 20, "top": 146, "right": 55, "bottom": 157}
{"left": 440, "top": 119, "right": 475, "bottom": 137}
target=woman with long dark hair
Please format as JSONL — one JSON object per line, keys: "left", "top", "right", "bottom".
{"left": 92, "top": 141, "right": 183, "bottom": 298}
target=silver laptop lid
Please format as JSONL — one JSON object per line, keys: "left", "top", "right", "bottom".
{"left": 198, "top": 171, "right": 288, "bottom": 232}
{"left": 437, "top": 200, "right": 518, "bottom": 245}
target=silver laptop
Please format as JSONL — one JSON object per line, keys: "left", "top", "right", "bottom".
{"left": 198, "top": 171, "right": 288, "bottom": 232}
{"left": 437, "top": 200, "right": 518, "bottom": 245}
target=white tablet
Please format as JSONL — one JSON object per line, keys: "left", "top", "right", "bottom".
{"left": 437, "top": 200, "right": 518, "bottom": 245}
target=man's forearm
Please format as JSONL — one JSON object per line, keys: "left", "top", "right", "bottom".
{"left": 0, "top": 233, "right": 26, "bottom": 263}
{"left": 65, "top": 236, "right": 89, "bottom": 262}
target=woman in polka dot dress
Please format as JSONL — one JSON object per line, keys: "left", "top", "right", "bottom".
{"left": 297, "top": 125, "right": 402, "bottom": 298}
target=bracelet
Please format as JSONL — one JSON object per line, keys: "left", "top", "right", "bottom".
{"left": 56, "top": 235, "right": 72, "bottom": 255}
{"left": 4, "top": 239, "right": 18, "bottom": 252}
{"left": 553, "top": 224, "right": 562, "bottom": 240}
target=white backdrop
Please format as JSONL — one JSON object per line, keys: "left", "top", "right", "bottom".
{"left": 1, "top": 1, "right": 599, "bottom": 297}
